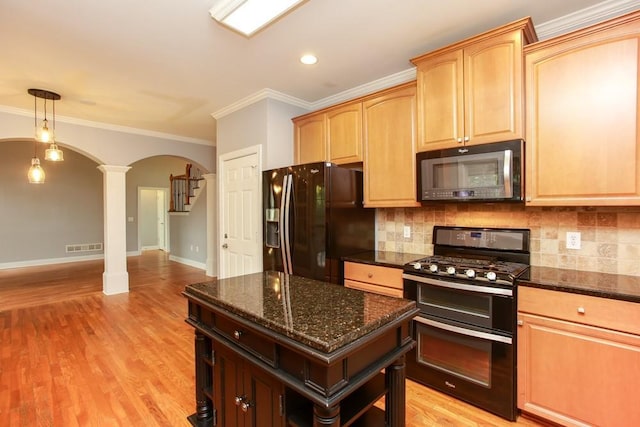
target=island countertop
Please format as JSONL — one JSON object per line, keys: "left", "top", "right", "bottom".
{"left": 184, "top": 270, "right": 418, "bottom": 354}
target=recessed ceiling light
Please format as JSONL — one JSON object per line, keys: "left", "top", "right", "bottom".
{"left": 300, "top": 54, "right": 318, "bottom": 65}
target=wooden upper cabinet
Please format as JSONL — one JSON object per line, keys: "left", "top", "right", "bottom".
{"left": 525, "top": 11, "right": 640, "bottom": 206}
{"left": 327, "top": 102, "right": 363, "bottom": 164}
{"left": 412, "top": 17, "right": 536, "bottom": 152}
{"left": 363, "top": 83, "right": 420, "bottom": 208}
{"left": 293, "top": 113, "right": 326, "bottom": 165}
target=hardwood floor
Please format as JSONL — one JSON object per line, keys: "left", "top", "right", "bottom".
{"left": 0, "top": 252, "right": 548, "bottom": 426}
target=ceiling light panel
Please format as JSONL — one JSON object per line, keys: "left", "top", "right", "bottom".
{"left": 209, "top": 0, "right": 304, "bottom": 36}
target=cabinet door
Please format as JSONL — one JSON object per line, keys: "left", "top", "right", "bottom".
{"left": 525, "top": 18, "right": 640, "bottom": 205}
{"left": 327, "top": 102, "right": 363, "bottom": 164}
{"left": 464, "top": 30, "right": 523, "bottom": 145}
{"left": 214, "top": 344, "right": 243, "bottom": 427}
{"left": 363, "top": 83, "right": 420, "bottom": 208}
{"left": 294, "top": 113, "right": 326, "bottom": 165}
{"left": 517, "top": 313, "right": 640, "bottom": 426}
{"left": 244, "top": 361, "right": 284, "bottom": 426}
{"left": 415, "top": 50, "right": 464, "bottom": 151}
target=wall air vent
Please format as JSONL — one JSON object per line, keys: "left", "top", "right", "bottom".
{"left": 65, "top": 243, "right": 103, "bottom": 253}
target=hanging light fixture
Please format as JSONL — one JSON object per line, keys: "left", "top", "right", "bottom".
{"left": 27, "top": 141, "right": 45, "bottom": 184}
{"left": 44, "top": 97, "right": 64, "bottom": 161}
{"left": 27, "top": 88, "right": 63, "bottom": 183}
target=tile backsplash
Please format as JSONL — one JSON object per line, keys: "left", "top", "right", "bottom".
{"left": 376, "top": 204, "right": 640, "bottom": 277}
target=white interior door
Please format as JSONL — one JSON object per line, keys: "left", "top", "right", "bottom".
{"left": 156, "top": 190, "right": 167, "bottom": 251}
{"left": 218, "top": 146, "right": 262, "bottom": 279}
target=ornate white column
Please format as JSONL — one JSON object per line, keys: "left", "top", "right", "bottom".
{"left": 98, "top": 165, "right": 131, "bottom": 295}
{"left": 203, "top": 173, "right": 217, "bottom": 277}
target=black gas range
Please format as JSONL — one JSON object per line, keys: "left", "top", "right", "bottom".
{"left": 403, "top": 226, "right": 530, "bottom": 421}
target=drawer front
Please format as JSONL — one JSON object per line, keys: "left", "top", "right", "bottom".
{"left": 518, "top": 286, "right": 640, "bottom": 335}
{"left": 215, "top": 313, "right": 277, "bottom": 367}
{"left": 345, "top": 279, "right": 403, "bottom": 298}
{"left": 344, "top": 262, "right": 403, "bottom": 289}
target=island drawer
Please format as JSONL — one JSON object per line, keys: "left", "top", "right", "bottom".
{"left": 518, "top": 286, "right": 640, "bottom": 335}
{"left": 214, "top": 313, "right": 277, "bottom": 367}
{"left": 344, "top": 262, "right": 403, "bottom": 290}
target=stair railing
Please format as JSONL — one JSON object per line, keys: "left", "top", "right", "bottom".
{"left": 169, "top": 164, "right": 202, "bottom": 212}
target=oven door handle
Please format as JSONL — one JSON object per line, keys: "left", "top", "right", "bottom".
{"left": 402, "top": 273, "right": 512, "bottom": 297}
{"left": 415, "top": 316, "right": 512, "bottom": 345}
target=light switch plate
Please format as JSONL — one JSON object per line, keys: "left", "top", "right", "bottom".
{"left": 403, "top": 225, "right": 411, "bottom": 238}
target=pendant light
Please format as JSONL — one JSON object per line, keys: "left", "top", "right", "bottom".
{"left": 44, "top": 98, "right": 64, "bottom": 161}
{"left": 27, "top": 89, "right": 63, "bottom": 184}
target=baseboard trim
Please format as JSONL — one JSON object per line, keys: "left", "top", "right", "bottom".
{"left": 0, "top": 254, "right": 105, "bottom": 270}
{"left": 169, "top": 255, "right": 206, "bottom": 270}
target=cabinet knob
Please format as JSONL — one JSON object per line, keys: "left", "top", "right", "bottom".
{"left": 241, "top": 400, "right": 253, "bottom": 412}
{"left": 577, "top": 306, "right": 586, "bottom": 314}
{"left": 234, "top": 396, "right": 244, "bottom": 406}
{"left": 517, "top": 320, "right": 523, "bottom": 326}
{"left": 233, "top": 330, "right": 243, "bottom": 340}
{"left": 464, "top": 136, "right": 470, "bottom": 142}
{"left": 457, "top": 137, "right": 463, "bottom": 143}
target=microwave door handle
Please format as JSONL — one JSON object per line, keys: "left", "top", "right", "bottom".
{"left": 503, "top": 149, "right": 513, "bottom": 198}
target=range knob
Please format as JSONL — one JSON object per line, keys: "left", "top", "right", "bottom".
{"left": 413, "top": 262, "right": 422, "bottom": 270}
{"left": 429, "top": 264, "right": 438, "bottom": 273}
{"left": 465, "top": 269, "right": 476, "bottom": 278}
{"left": 446, "top": 266, "right": 456, "bottom": 275}
{"left": 486, "top": 271, "right": 497, "bottom": 281}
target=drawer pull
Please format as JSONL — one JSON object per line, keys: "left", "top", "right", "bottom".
{"left": 233, "top": 330, "right": 243, "bottom": 340}
{"left": 577, "top": 307, "right": 585, "bottom": 314}
{"left": 367, "top": 273, "right": 373, "bottom": 278}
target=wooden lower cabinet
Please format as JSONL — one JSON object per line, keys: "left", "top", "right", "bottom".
{"left": 517, "top": 287, "right": 640, "bottom": 426}
{"left": 214, "top": 343, "right": 284, "bottom": 427}
{"left": 344, "top": 261, "right": 404, "bottom": 298}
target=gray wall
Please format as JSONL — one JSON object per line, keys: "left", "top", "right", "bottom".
{"left": 126, "top": 156, "right": 201, "bottom": 253}
{"left": 0, "top": 140, "right": 103, "bottom": 264}
{"left": 169, "top": 185, "right": 207, "bottom": 265}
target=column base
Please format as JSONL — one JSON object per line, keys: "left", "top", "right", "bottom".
{"left": 102, "top": 271, "right": 129, "bottom": 295}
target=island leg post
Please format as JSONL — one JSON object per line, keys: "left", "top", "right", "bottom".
{"left": 313, "top": 403, "right": 340, "bottom": 427}
{"left": 192, "top": 330, "right": 213, "bottom": 425}
{"left": 385, "top": 354, "right": 407, "bottom": 427}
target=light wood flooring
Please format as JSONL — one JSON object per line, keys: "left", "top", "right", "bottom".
{"left": 0, "top": 251, "right": 549, "bottom": 426}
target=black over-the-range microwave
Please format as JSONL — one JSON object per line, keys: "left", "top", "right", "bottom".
{"left": 416, "top": 139, "right": 524, "bottom": 203}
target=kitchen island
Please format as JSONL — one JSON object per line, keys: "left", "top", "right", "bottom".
{"left": 183, "top": 271, "right": 418, "bottom": 427}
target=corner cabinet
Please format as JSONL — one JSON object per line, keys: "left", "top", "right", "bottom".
{"left": 517, "top": 286, "right": 640, "bottom": 426}
{"left": 363, "top": 83, "right": 420, "bottom": 208}
{"left": 525, "top": 11, "right": 640, "bottom": 206}
{"left": 412, "top": 17, "right": 536, "bottom": 152}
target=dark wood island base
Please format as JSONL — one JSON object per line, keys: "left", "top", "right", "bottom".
{"left": 183, "top": 272, "right": 418, "bottom": 427}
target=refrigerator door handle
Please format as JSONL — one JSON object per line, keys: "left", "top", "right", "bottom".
{"left": 281, "top": 174, "right": 293, "bottom": 275}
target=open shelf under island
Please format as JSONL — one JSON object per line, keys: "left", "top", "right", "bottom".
{"left": 182, "top": 271, "right": 419, "bottom": 427}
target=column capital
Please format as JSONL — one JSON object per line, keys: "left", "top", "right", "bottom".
{"left": 98, "top": 165, "right": 132, "bottom": 174}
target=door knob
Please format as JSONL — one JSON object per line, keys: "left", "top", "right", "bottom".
{"left": 222, "top": 243, "right": 228, "bottom": 249}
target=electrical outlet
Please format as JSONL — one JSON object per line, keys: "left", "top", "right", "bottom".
{"left": 403, "top": 225, "right": 411, "bottom": 238}
{"left": 566, "top": 232, "right": 581, "bottom": 250}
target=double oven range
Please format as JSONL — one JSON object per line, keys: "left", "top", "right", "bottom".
{"left": 403, "top": 226, "right": 530, "bottom": 421}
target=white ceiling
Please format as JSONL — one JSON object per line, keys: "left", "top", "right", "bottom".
{"left": 0, "top": 0, "right": 636, "bottom": 145}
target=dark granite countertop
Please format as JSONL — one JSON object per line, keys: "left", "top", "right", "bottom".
{"left": 184, "top": 271, "right": 417, "bottom": 353}
{"left": 342, "top": 250, "right": 425, "bottom": 268}
{"left": 519, "top": 266, "right": 640, "bottom": 304}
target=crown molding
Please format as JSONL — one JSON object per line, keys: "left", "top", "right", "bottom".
{"left": 0, "top": 104, "right": 214, "bottom": 146}
{"left": 535, "top": 0, "right": 640, "bottom": 40}
{"left": 212, "top": 88, "right": 313, "bottom": 119}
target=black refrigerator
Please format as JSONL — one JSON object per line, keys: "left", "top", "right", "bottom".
{"left": 263, "top": 162, "right": 375, "bottom": 284}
